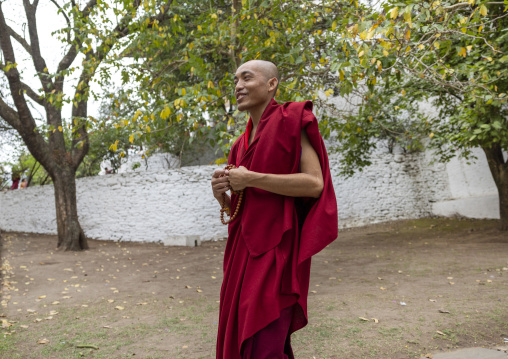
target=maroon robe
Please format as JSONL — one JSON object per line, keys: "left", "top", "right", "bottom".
{"left": 216, "top": 99, "right": 338, "bottom": 358}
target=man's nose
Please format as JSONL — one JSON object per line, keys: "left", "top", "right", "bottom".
{"left": 235, "top": 81, "right": 243, "bottom": 92}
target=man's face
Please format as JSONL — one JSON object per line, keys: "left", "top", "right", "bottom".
{"left": 234, "top": 63, "right": 272, "bottom": 112}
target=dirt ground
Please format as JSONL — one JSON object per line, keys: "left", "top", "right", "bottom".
{"left": 1, "top": 218, "right": 508, "bottom": 359}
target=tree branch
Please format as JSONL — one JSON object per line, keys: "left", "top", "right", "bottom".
{"left": 20, "top": 81, "right": 45, "bottom": 106}
{"left": 442, "top": 3, "right": 470, "bottom": 11}
{"left": 0, "top": 3, "right": 54, "bottom": 173}
{"left": 0, "top": 3, "right": 36, "bottom": 125}
{"left": 5, "top": 24, "right": 32, "bottom": 55}
{"left": 55, "top": 0, "right": 98, "bottom": 92}
{"left": 49, "top": 0, "right": 71, "bottom": 42}
{"left": 22, "top": 0, "right": 53, "bottom": 92}
{"left": 0, "top": 95, "right": 21, "bottom": 130}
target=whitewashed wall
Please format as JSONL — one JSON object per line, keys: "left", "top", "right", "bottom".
{"left": 0, "top": 146, "right": 500, "bottom": 245}
{"left": 0, "top": 166, "right": 226, "bottom": 246}
{"left": 432, "top": 148, "right": 500, "bottom": 219}
{"left": 330, "top": 148, "right": 451, "bottom": 228}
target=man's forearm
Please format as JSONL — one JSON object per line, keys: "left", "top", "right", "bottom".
{"left": 246, "top": 171, "right": 323, "bottom": 198}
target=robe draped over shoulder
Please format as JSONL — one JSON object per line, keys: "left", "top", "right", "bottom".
{"left": 216, "top": 99, "right": 338, "bottom": 359}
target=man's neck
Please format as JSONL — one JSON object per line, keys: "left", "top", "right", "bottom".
{"left": 249, "top": 98, "right": 273, "bottom": 127}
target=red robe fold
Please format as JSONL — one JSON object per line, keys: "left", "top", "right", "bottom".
{"left": 216, "top": 99, "right": 338, "bottom": 359}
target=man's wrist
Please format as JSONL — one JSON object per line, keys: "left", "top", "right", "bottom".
{"left": 246, "top": 170, "right": 262, "bottom": 188}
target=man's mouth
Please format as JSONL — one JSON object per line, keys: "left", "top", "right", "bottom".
{"left": 237, "top": 93, "right": 247, "bottom": 101}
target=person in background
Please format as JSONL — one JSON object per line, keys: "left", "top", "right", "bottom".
{"left": 19, "top": 178, "right": 27, "bottom": 189}
{"left": 10, "top": 175, "right": 20, "bottom": 190}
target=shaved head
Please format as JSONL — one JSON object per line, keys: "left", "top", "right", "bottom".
{"left": 242, "top": 60, "right": 279, "bottom": 82}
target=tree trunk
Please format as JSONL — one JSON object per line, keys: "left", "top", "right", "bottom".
{"left": 482, "top": 144, "right": 508, "bottom": 231}
{"left": 497, "top": 170, "right": 508, "bottom": 231}
{"left": 52, "top": 168, "right": 88, "bottom": 250}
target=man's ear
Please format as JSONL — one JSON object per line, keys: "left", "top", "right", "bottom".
{"left": 268, "top": 77, "right": 278, "bottom": 94}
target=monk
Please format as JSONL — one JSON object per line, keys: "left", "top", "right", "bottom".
{"left": 211, "top": 60, "right": 338, "bottom": 358}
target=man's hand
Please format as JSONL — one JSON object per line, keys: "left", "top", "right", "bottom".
{"left": 211, "top": 169, "right": 231, "bottom": 201}
{"left": 227, "top": 166, "right": 251, "bottom": 192}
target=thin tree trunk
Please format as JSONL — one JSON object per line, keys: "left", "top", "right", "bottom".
{"left": 482, "top": 144, "right": 508, "bottom": 231}
{"left": 41, "top": 173, "right": 50, "bottom": 186}
{"left": 52, "top": 169, "right": 88, "bottom": 250}
{"left": 499, "top": 176, "right": 508, "bottom": 231}
{"left": 27, "top": 160, "right": 40, "bottom": 187}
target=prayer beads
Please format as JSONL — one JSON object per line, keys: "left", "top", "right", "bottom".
{"left": 220, "top": 165, "right": 244, "bottom": 225}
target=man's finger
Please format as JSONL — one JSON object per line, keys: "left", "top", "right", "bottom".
{"left": 213, "top": 169, "right": 226, "bottom": 178}
{"left": 212, "top": 177, "right": 229, "bottom": 185}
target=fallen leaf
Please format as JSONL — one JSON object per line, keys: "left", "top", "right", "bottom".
{"left": 103, "top": 325, "right": 112, "bottom": 329}
{"left": 1, "top": 319, "right": 12, "bottom": 328}
{"left": 52, "top": 301, "right": 60, "bottom": 305}
{"left": 372, "top": 318, "right": 379, "bottom": 323}
{"left": 49, "top": 311, "right": 58, "bottom": 315}
{"left": 76, "top": 344, "right": 99, "bottom": 350}
{"left": 424, "top": 354, "right": 433, "bottom": 358}
{"left": 27, "top": 309, "right": 36, "bottom": 313}
{"left": 38, "top": 295, "right": 46, "bottom": 299}
{"left": 449, "top": 282, "right": 455, "bottom": 285}
{"left": 185, "top": 285, "right": 192, "bottom": 289}
{"left": 380, "top": 287, "right": 386, "bottom": 290}
{"left": 196, "top": 289, "right": 203, "bottom": 293}
{"left": 81, "top": 305, "right": 88, "bottom": 308}
{"left": 447, "top": 277, "right": 453, "bottom": 280}
{"left": 436, "top": 330, "right": 446, "bottom": 336}
{"left": 438, "top": 309, "right": 450, "bottom": 314}
{"left": 115, "top": 306, "right": 125, "bottom": 311}
{"left": 20, "top": 325, "right": 29, "bottom": 329}
{"left": 136, "top": 302, "right": 148, "bottom": 306}
{"left": 33, "top": 318, "right": 42, "bottom": 323}
{"left": 310, "top": 290, "right": 317, "bottom": 294}
{"left": 429, "top": 299, "right": 437, "bottom": 302}
{"left": 107, "top": 300, "right": 115, "bottom": 303}
{"left": 37, "top": 338, "right": 50, "bottom": 344}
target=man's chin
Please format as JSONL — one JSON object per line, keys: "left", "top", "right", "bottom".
{"left": 237, "top": 103, "right": 248, "bottom": 111}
